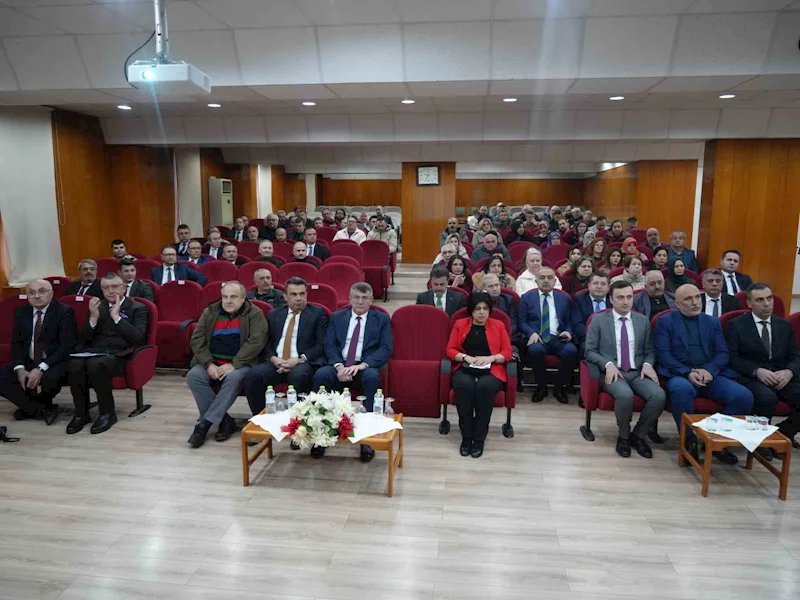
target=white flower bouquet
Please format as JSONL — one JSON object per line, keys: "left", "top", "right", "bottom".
{"left": 280, "top": 391, "right": 356, "bottom": 450}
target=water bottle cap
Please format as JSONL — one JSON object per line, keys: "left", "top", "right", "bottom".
{"left": 267, "top": 386, "right": 273, "bottom": 390}
{"left": 343, "top": 387, "right": 349, "bottom": 392}
{"left": 377, "top": 389, "right": 383, "bottom": 393}
{"left": 288, "top": 385, "right": 294, "bottom": 389}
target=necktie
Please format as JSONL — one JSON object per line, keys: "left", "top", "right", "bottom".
{"left": 435, "top": 294, "right": 444, "bottom": 310}
{"left": 540, "top": 294, "right": 551, "bottom": 343}
{"left": 593, "top": 299, "right": 602, "bottom": 313}
{"left": 308, "top": 245, "right": 314, "bottom": 255}
{"left": 711, "top": 298, "right": 719, "bottom": 318}
{"left": 345, "top": 316, "right": 362, "bottom": 366}
{"left": 180, "top": 243, "right": 187, "bottom": 254}
{"left": 760, "top": 320, "right": 771, "bottom": 359}
{"left": 619, "top": 317, "right": 631, "bottom": 371}
{"left": 728, "top": 274, "right": 738, "bottom": 294}
{"left": 281, "top": 312, "right": 296, "bottom": 360}
{"left": 33, "top": 310, "right": 43, "bottom": 364}
{"left": 125, "top": 284, "right": 130, "bottom": 298}
{"left": 167, "top": 267, "right": 174, "bottom": 282}
{"left": 79, "top": 285, "right": 88, "bottom": 295}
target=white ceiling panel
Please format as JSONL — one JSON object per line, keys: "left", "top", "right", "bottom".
{"left": 717, "top": 108, "right": 771, "bottom": 137}
{"left": 265, "top": 115, "right": 308, "bottom": 143}
{"left": 0, "top": 45, "right": 18, "bottom": 91}
{"left": 106, "top": 0, "right": 229, "bottom": 31}
{"left": 449, "top": 144, "right": 480, "bottom": 161}
{"left": 170, "top": 30, "right": 242, "bottom": 87}
{"left": 183, "top": 116, "right": 226, "bottom": 143}
{"left": 396, "top": 0, "right": 491, "bottom": 22}
{"left": 438, "top": 112, "right": 483, "bottom": 141}
{"left": 569, "top": 77, "right": 664, "bottom": 94}
{"left": 102, "top": 117, "right": 148, "bottom": 144}
{"left": 541, "top": 142, "right": 574, "bottom": 161}
{"left": 95, "top": 88, "right": 198, "bottom": 103}
{"left": 318, "top": 25, "right": 403, "bottom": 83}
{"left": 635, "top": 141, "right": 671, "bottom": 160}
{"left": 686, "top": 0, "right": 794, "bottom": 13}
{"left": 574, "top": 110, "right": 624, "bottom": 139}
{"left": 3, "top": 35, "right": 89, "bottom": 90}
{"left": 2, "top": 0, "right": 96, "bottom": 5}
{"left": 304, "top": 146, "right": 335, "bottom": 164}
{"left": 666, "top": 142, "right": 703, "bottom": 159}
{"left": 529, "top": 110, "right": 576, "bottom": 139}
{"left": 603, "top": 142, "right": 639, "bottom": 161}
{"left": 277, "top": 147, "right": 308, "bottom": 164}
{"left": 671, "top": 13, "right": 777, "bottom": 76}
{"left": 419, "top": 143, "right": 451, "bottom": 161}
{"left": 767, "top": 109, "right": 800, "bottom": 137}
{"left": 76, "top": 32, "right": 154, "bottom": 89}
{"left": 493, "top": 0, "right": 594, "bottom": 19}
{"left": 326, "top": 83, "right": 410, "bottom": 99}
{"left": 0, "top": 90, "right": 64, "bottom": 105}
{"left": 0, "top": 7, "right": 65, "bottom": 35}
{"left": 201, "top": 86, "right": 265, "bottom": 102}
{"left": 145, "top": 117, "right": 186, "bottom": 145}
{"left": 478, "top": 145, "right": 512, "bottom": 161}
{"left": 483, "top": 112, "right": 530, "bottom": 141}
{"left": 433, "top": 96, "right": 485, "bottom": 109}
{"left": 294, "top": 0, "right": 399, "bottom": 25}
{"left": 648, "top": 75, "right": 756, "bottom": 93}
{"left": 764, "top": 12, "right": 800, "bottom": 74}
{"left": 406, "top": 81, "right": 488, "bottom": 97}
{"left": 391, "top": 145, "right": 421, "bottom": 162}
{"left": 587, "top": 0, "right": 694, "bottom": 16}
{"left": 307, "top": 114, "right": 351, "bottom": 142}
{"left": 490, "top": 79, "right": 576, "bottom": 96}
{"left": 510, "top": 143, "right": 543, "bottom": 162}
{"left": 20, "top": 5, "right": 145, "bottom": 34}
{"left": 235, "top": 27, "right": 320, "bottom": 85}
{"left": 49, "top": 89, "right": 125, "bottom": 104}
{"left": 621, "top": 110, "right": 671, "bottom": 138}
{"left": 222, "top": 116, "right": 267, "bottom": 143}
{"left": 572, "top": 141, "right": 606, "bottom": 161}
{"left": 197, "top": 0, "right": 310, "bottom": 28}
{"left": 492, "top": 19, "right": 582, "bottom": 80}
{"left": 404, "top": 22, "right": 491, "bottom": 81}
{"left": 668, "top": 109, "right": 720, "bottom": 138}
{"left": 250, "top": 85, "right": 335, "bottom": 101}
{"left": 333, "top": 146, "right": 363, "bottom": 163}
{"left": 393, "top": 112, "right": 437, "bottom": 141}
{"left": 733, "top": 75, "right": 800, "bottom": 91}
{"left": 581, "top": 17, "right": 679, "bottom": 78}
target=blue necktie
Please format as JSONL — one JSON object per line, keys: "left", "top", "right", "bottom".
{"left": 594, "top": 299, "right": 603, "bottom": 313}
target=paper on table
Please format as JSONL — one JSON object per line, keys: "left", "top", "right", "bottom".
{"left": 693, "top": 413, "right": 778, "bottom": 453}
{"left": 466, "top": 362, "right": 491, "bottom": 370}
{"left": 248, "top": 412, "right": 292, "bottom": 442}
{"left": 349, "top": 413, "right": 403, "bottom": 444}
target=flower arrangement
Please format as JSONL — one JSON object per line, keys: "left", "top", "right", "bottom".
{"left": 280, "top": 391, "right": 356, "bottom": 450}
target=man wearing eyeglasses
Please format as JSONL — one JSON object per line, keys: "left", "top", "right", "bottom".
{"left": 66, "top": 273, "right": 148, "bottom": 435}
{"left": 0, "top": 280, "right": 76, "bottom": 425}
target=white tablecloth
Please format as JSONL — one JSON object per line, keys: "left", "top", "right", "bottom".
{"left": 248, "top": 412, "right": 402, "bottom": 444}
{"left": 692, "top": 413, "right": 778, "bottom": 452}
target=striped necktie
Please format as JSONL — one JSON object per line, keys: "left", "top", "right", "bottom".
{"left": 541, "top": 294, "right": 551, "bottom": 343}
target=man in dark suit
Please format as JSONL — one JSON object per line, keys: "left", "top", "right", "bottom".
{"left": 245, "top": 277, "right": 327, "bottom": 413}
{"left": 258, "top": 214, "right": 279, "bottom": 242}
{"left": 151, "top": 246, "right": 207, "bottom": 286}
{"left": 65, "top": 259, "right": 102, "bottom": 298}
{"left": 643, "top": 228, "right": 664, "bottom": 252}
{"left": 304, "top": 227, "right": 330, "bottom": 261}
{"left": 519, "top": 267, "right": 577, "bottom": 404}
{"left": 289, "top": 242, "right": 319, "bottom": 268}
{"left": 416, "top": 267, "right": 466, "bottom": 318}
{"left": 67, "top": 273, "right": 148, "bottom": 435}
{"left": 727, "top": 283, "right": 800, "bottom": 448}
{"left": 221, "top": 244, "right": 248, "bottom": 267}
{"left": 570, "top": 271, "right": 610, "bottom": 353}
{"left": 183, "top": 240, "right": 213, "bottom": 266}
{"left": 666, "top": 230, "right": 699, "bottom": 273}
{"left": 720, "top": 249, "right": 753, "bottom": 296}
{"left": 700, "top": 269, "right": 741, "bottom": 318}
{"left": 632, "top": 271, "right": 676, "bottom": 319}
{"left": 118, "top": 258, "right": 155, "bottom": 303}
{"left": 312, "top": 282, "right": 393, "bottom": 462}
{"left": 202, "top": 230, "right": 224, "bottom": 259}
{"left": 171, "top": 223, "right": 193, "bottom": 258}
{"left": 654, "top": 283, "right": 753, "bottom": 464}
{"left": 0, "top": 280, "right": 76, "bottom": 424}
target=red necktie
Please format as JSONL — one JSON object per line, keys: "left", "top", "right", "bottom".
{"left": 33, "top": 311, "right": 43, "bottom": 364}
{"left": 345, "top": 317, "right": 361, "bottom": 366}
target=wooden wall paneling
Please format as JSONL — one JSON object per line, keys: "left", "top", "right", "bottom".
{"left": 0, "top": 212, "right": 8, "bottom": 290}
{"left": 284, "top": 174, "right": 306, "bottom": 211}
{"left": 455, "top": 179, "right": 586, "bottom": 210}
{"left": 229, "top": 164, "right": 258, "bottom": 219}
{"left": 320, "top": 179, "right": 402, "bottom": 208}
{"left": 401, "top": 162, "right": 456, "bottom": 264}
{"left": 271, "top": 165, "right": 285, "bottom": 215}
{"left": 584, "top": 163, "right": 639, "bottom": 219}
{"left": 696, "top": 142, "right": 717, "bottom": 268}
{"left": 636, "top": 160, "right": 697, "bottom": 245}
{"left": 199, "top": 148, "right": 227, "bottom": 232}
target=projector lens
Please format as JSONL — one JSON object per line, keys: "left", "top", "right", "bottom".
{"left": 142, "top": 70, "right": 155, "bottom": 81}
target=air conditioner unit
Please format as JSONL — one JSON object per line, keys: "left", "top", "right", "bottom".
{"left": 208, "top": 177, "right": 233, "bottom": 227}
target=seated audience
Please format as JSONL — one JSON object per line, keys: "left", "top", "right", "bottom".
{"left": 560, "top": 256, "right": 594, "bottom": 296}
{"left": 603, "top": 220, "right": 627, "bottom": 244}
{"left": 644, "top": 228, "right": 663, "bottom": 252}
{"left": 245, "top": 226, "right": 261, "bottom": 242}
{"left": 203, "top": 230, "right": 224, "bottom": 259}
{"left": 604, "top": 248, "right": 624, "bottom": 273}
{"left": 172, "top": 224, "right": 193, "bottom": 257}
{"left": 585, "top": 238, "right": 608, "bottom": 267}
{"left": 274, "top": 228, "right": 288, "bottom": 244}
{"left": 516, "top": 247, "right": 563, "bottom": 295}
{"left": 333, "top": 208, "right": 347, "bottom": 226}
{"left": 367, "top": 216, "right": 398, "bottom": 253}
{"left": 557, "top": 247, "right": 583, "bottom": 278}
{"left": 321, "top": 208, "right": 336, "bottom": 226}
{"left": 151, "top": 246, "right": 207, "bottom": 286}
{"left": 611, "top": 255, "right": 646, "bottom": 291}
{"left": 471, "top": 233, "right": 510, "bottom": 262}
{"left": 184, "top": 240, "right": 213, "bottom": 266}
{"left": 547, "top": 232, "right": 562, "bottom": 247}
{"left": 303, "top": 227, "right": 330, "bottom": 261}
{"left": 433, "top": 243, "right": 458, "bottom": 268}
{"left": 472, "top": 218, "right": 496, "bottom": 246}
{"left": 467, "top": 208, "right": 481, "bottom": 230}
{"left": 433, "top": 234, "right": 469, "bottom": 265}
{"left": 230, "top": 217, "right": 247, "bottom": 242}
{"left": 585, "top": 281, "right": 665, "bottom": 458}
{"left": 333, "top": 216, "right": 367, "bottom": 244}
{"left": 0, "top": 280, "right": 75, "bottom": 425}
{"left": 416, "top": 267, "right": 466, "bottom": 317}
{"left": 447, "top": 255, "right": 472, "bottom": 293}
{"left": 727, "top": 283, "right": 800, "bottom": 448}
{"left": 621, "top": 237, "right": 645, "bottom": 262}
{"left": 118, "top": 258, "right": 155, "bottom": 302}
{"left": 290, "top": 218, "right": 306, "bottom": 242}
{"left": 557, "top": 219, "right": 570, "bottom": 237}
{"left": 493, "top": 208, "right": 512, "bottom": 230}
{"left": 482, "top": 274, "right": 523, "bottom": 349}
{"left": 186, "top": 282, "right": 267, "bottom": 448}
{"left": 245, "top": 277, "right": 327, "bottom": 415}
{"left": 654, "top": 284, "right": 753, "bottom": 464}
{"left": 240, "top": 215, "right": 250, "bottom": 230}
{"left": 570, "top": 271, "right": 610, "bottom": 352}
{"left": 665, "top": 257, "right": 690, "bottom": 294}
{"left": 627, "top": 216, "right": 639, "bottom": 231}
{"left": 568, "top": 206, "right": 583, "bottom": 225}
{"left": 440, "top": 217, "right": 469, "bottom": 247}
{"left": 504, "top": 220, "right": 536, "bottom": 246}
{"left": 532, "top": 221, "right": 551, "bottom": 246}
{"left": 588, "top": 215, "right": 608, "bottom": 236}
{"left": 67, "top": 273, "right": 148, "bottom": 435}
{"left": 277, "top": 210, "right": 291, "bottom": 229}
{"left": 247, "top": 269, "right": 285, "bottom": 308}
{"left": 720, "top": 249, "right": 753, "bottom": 295}
{"left": 313, "top": 217, "right": 324, "bottom": 228}
{"left": 66, "top": 259, "right": 102, "bottom": 297}
{"left": 547, "top": 206, "right": 563, "bottom": 230}
{"left": 473, "top": 256, "right": 516, "bottom": 292}
{"left": 110, "top": 239, "right": 135, "bottom": 261}
{"left": 258, "top": 214, "right": 279, "bottom": 241}
{"left": 257, "top": 240, "right": 284, "bottom": 267}
{"left": 289, "top": 242, "right": 318, "bottom": 268}
{"left": 647, "top": 246, "right": 669, "bottom": 271}
{"left": 633, "top": 270, "right": 676, "bottom": 319}
{"left": 446, "top": 291, "right": 512, "bottom": 459}
{"left": 666, "top": 230, "right": 699, "bottom": 272}
{"left": 582, "top": 230, "right": 596, "bottom": 248}
{"left": 312, "top": 282, "right": 393, "bottom": 462}
{"left": 374, "top": 206, "right": 394, "bottom": 229}
{"left": 701, "top": 269, "right": 742, "bottom": 317}
{"left": 520, "top": 267, "right": 577, "bottom": 404}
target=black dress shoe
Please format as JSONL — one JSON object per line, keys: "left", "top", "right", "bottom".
{"left": 459, "top": 438, "right": 472, "bottom": 457}
{"left": 531, "top": 387, "right": 546, "bottom": 403}
{"left": 66, "top": 415, "right": 91, "bottom": 435}
{"left": 616, "top": 437, "right": 631, "bottom": 458}
{"left": 360, "top": 444, "right": 375, "bottom": 463}
{"left": 630, "top": 434, "right": 653, "bottom": 459}
{"left": 188, "top": 423, "right": 210, "bottom": 448}
{"left": 554, "top": 387, "right": 568, "bottom": 404}
{"left": 471, "top": 440, "right": 484, "bottom": 458}
{"left": 13, "top": 409, "right": 33, "bottom": 421}
{"left": 713, "top": 448, "right": 738, "bottom": 465}
{"left": 647, "top": 428, "right": 665, "bottom": 444}
{"left": 310, "top": 446, "right": 326, "bottom": 459}
{"left": 290, "top": 441, "right": 300, "bottom": 450}
{"left": 215, "top": 414, "right": 236, "bottom": 442}
{"left": 42, "top": 406, "right": 60, "bottom": 426}
{"left": 90, "top": 413, "right": 117, "bottom": 434}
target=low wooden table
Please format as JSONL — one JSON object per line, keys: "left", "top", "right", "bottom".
{"left": 241, "top": 413, "right": 404, "bottom": 497}
{"left": 679, "top": 414, "right": 792, "bottom": 500}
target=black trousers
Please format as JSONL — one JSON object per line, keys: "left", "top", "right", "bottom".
{"left": 0, "top": 361, "right": 67, "bottom": 415}
{"left": 526, "top": 339, "right": 578, "bottom": 389}
{"left": 743, "top": 379, "right": 800, "bottom": 438}
{"left": 452, "top": 368, "right": 503, "bottom": 442}
{"left": 69, "top": 355, "right": 123, "bottom": 417}
{"left": 245, "top": 362, "right": 315, "bottom": 414}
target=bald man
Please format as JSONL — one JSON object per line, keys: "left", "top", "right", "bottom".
{"left": 0, "top": 280, "right": 76, "bottom": 425}
{"left": 653, "top": 283, "right": 753, "bottom": 465}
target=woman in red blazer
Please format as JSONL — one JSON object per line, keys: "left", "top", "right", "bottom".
{"left": 446, "top": 291, "right": 513, "bottom": 458}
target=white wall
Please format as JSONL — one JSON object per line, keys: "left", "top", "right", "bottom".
{"left": 257, "top": 164, "right": 272, "bottom": 216}
{"left": 174, "top": 147, "right": 203, "bottom": 236}
{"left": 0, "top": 107, "right": 64, "bottom": 284}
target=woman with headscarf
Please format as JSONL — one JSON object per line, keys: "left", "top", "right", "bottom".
{"left": 547, "top": 231, "right": 562, "bottom": 247}
{"left": 665, "top": 256, "right": 690, "bottom": 293}
{"left": 515, "top": 247, "right": 562, "bottom": 295}
{"left": 611, "top": 255, "right": 646, "bottom": 291}
{"left": 471, "top": 218, "right": 495, "bottom": 246}
{"left": 504, "top": 220, "right": 536, "bottom": 245}
{"left": 532, "top": 221, "right": 550, "bottom": 247}
{"left": 473, "top": 256, "right": 516, "bottom": 292}
{"left": 621, "top": 237, "right": 645, "bottom": 261}
{"left": 560, "top": 256, "right": 595, "bottom": 296}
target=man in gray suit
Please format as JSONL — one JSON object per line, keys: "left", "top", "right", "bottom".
{"left": 632, "top": 270, "right": 676, "bottom": 319}
{"left": 586, "top": 280, "right": 666, "bottom": 459}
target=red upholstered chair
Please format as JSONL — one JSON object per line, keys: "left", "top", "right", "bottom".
{"left": 130, "top": 252, "right": 147, "bottom": 260}
{"left": 361, "top": 239, "right": 391, "bottom": 301}
{"left": 464, "top": 229, "right": 474, "bottom": 242}
{"left": 44, "top": 276, "right": 73, "bottom": 299}
{"left": 216, "top": 226, "right": 231, "bottom": 238}
{"left": 719, "top": 309, "right": 750, "bottom": 331}
{"left": 319, "top": 263, "right": 361, "bottom": 303}
{"left": 307, "top": 283, "right": 339, "bottom": 312}
{"left": 509, "top": 242, "right": 535, "bottom": 265}
{"left": 154, "top": 280, "right": 203, "bottom": 368}
{"left": 316, "top": 227, "right": 336, "bottom": 244}
{"left": 330, "top": 238, "right": 359, "bottom": 248}
{"left": 249, "top": 300, "right": 272, "bottom": 319}
{"left": 200, "top": 260, "right": 238, "bottom": 284}
{"left": 140, "top": 279, "right": 161, "bottom": 305}
{"left": 309, "top": 302, "right": 332, "bottom": 320}
{"left": 250, "top": 218, "right": 264, "bottom": 229}
{"left": 238, "top": 261, "right": 276, "bottom": 287}
{"left": 388, "top": 306, "right": 451, "bottom": 418}
{"left": 0, "top": 294, "right": 30, "bottom": 365}
{"left": 609, "top": 267, "right": 625, "bottom": 278}
{"left": 134, "top": 259, "right": 160, "bottom": 276}
{"left": 543, "top": 244, "right": 571, "bottom": 264}
{"left": 95, "top": 258, "right": 120, "bottom": 278}
{"left": 630, "top": 229, "right": 647, "bottom": 243}
{"left": 735, "top": 291, "right": 785, "bottom": 318}
{"left": 276, "top": 262, "right": 318, "bottom": 285}
{"left": 201, "top": 281, "right": 226, "bottom": 306}
{"left": 637, "top": 245, "right": 654, "bottom": 261}
{"left": 273, "top": 242, "right": 294, "bottom": 261}
{"left": 463, "top": 258, "right": 476, "bottom": 272}
{"left": 443, "top": 308, "right": 517, "bottom": 438}
{"left": 326, "top": 255, "right": 361, "bottom": 270}
{"left": 330, "top": 242, "right": 364, "bottom": 263}
{"left": 305, "top": 255, "right": 323, "bottom": 268}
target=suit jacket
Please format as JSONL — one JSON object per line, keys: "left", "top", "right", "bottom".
{"left": 180, "top": 256, "right": 213, "bottom": 266}
{"left": 230, "top": 229, "right": 246, "bottom": 242}
{"left": 653, "top": 310, "right": 737, "bottom": 379}
{"left": 519, "top": 290, "right": 572, "bottom": 339}
{"left": 171, "top": 241, "right": 192, "bottom": 256}
{"left": 701, "top": 293, "right": 741, "bottom": 316}
{"left": 11, "top": 301, "right": 76, "bottom": 370}
{"left": 258, "top": 227, "right": 277, "bottom": 241}
{"left": 570, "top": 293, "right": 610, "bottom": 344}
{"left": 446, "top": 317, "right": 513, "bottom": 382}
{"left": 127, "top": 280, "right": 155, "bottom": 303}
{"left": 722, "top": 271, "right": 753, "bottom": 295}
{"left": 223, "top": 258, "right": 247, "bottom": 268}
{"left": 65, "top": 280, "right": 101, "bottom": 298}
{"left": 726, "top": 314, "right": 800, "bottom": 383}
{"left": 262, "top": 304, "right": 328, "bottom": 367}
{"left": 585, "top": 310, "right": 654, "bottom": 373}
{"left": 306, "top": 244, "right": 330, "bottom": 261}
{"left": 202, "top": 245, "right": 223, "bottom": 259}
{"left": 323, "top": 308, "right": 393, "bottom": 369}
{"left": 666, "top": 247, "right": 699, "bottom": 272}
{"left": 493, "top": 293, "right": 521, "bottom": 346}
{"left": 632, "top": 291, "right": 676, "bottom": 319}
{"left": 75, "top": 297, "right": 147, "bottom": 358}
{"left": 150, "top": 263, "right": 207, "bottom": 287}
{"left": 416, "top": 289, "right": 466, "bottom": 318}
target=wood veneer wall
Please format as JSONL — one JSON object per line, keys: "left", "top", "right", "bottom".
{"left": 320, "top": 179, "right": 402, "bottom": 208}
{"left": 456, "top": 179, "right": 586, "bottom": 210}
{"left": 584, "top": 163, "right": 640, "bottom": 221}
{"left": 401, "top": 162, "right": 456, "bottom": 264}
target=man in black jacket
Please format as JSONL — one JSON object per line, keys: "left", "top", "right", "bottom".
{"left": 416, "top": 268, "right": 466, "bottom": 318}
{"left": 244, "top": 277, "right": 328, "bottom": 413}
{"left": 67, "top": 273, "right": 148, "bottom": 435}
{"left": 65, "top": 259, "right": 102, "bottom": 297}
{"left": 726, "top": 283, "right": 800, "bottom": 447}
{"left": 118, "top": 258, "right": 155, "bottom": 303}
{"left": 304, "top": 227, "right": 330, "bottom": 261}
{"left": 701, "top": 269, "right": 741, "bottom": 318}
{"left": 0, "top": 279, "right": 76, "bottom": 424}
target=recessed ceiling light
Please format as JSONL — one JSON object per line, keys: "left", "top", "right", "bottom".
{"left": 117, "top": 104, "right": 132, "bottom": 110}
{"left": 503, "top": 97, "right": 518, "bottom": 103}
{"left": 401, "top": 98, "right": 415, "bottom": 104}
{"left": 719, "top": 94, "right": 736, "bottom": 99}
{"left": 609, "top": 96, "right": 625, "bottom": 101}
{"left": 301, "top": 101, "right": 316, "bottom": 106}
{"left": 207, "top": 103, "right": 222, "bottom": 108}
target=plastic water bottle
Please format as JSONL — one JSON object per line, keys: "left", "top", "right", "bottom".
{"left": 319, "top": 386, "right": 326, "bottom": 393}
{"left": 287, "top": 385, "right": 297, "bottom": 409}
{"left": 342, "top": 388, "right": 351, "bottom": 403}
{"left": 265, "top": 386, "right": 276, "bottom": 414}
{"left": 373, "top": 389, "right": 384, "bottom": 416}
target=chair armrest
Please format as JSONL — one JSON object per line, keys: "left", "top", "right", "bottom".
{"left": 178, "top": 319, "right": 197, "bottom": 333}
{"left": 580, "top": 361, "right": 601, "bottom": 411}
{"left": 440, "top": 357, "right": 452, "bottom": 405}
{"left": 440, "top": 357, "right": 452, "bottom": 374}
{"left": 124, "top": 345, "right": 158, "bottom": 390}
{"left": 505, "top": 361, "right": 517, "bottom": 408}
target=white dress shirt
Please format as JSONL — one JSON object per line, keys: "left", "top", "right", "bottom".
{"left": 611, "top": 310, "right": 637, "bottom": 370}
{"left": 339, "top": 310, "right": 368, "bottom": 365}
{"left": 539, "top": 291, "right": 559, "bottom": 335}
{"left": 724, "top": 272, "right": 740, "bottom": 295}
{"left": 161, "top": 265, "right": 176, "bottom": 285}
{"left": 14, "top": 304, "right": 50, "bottom": 371}
{"left": 333, "top": 228, "right": 367, "bottom": 245}
{"left": 703, "top": 293, "right": 722, "bottom": 317}
{"left": 276, "top": 309, "right": 302, "bottom": 359}
{"left": 208, "top": 247, "right": 221, "bottom": 259}
{"left": 752, "top": 312, "right": 772, "bottom": 358}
